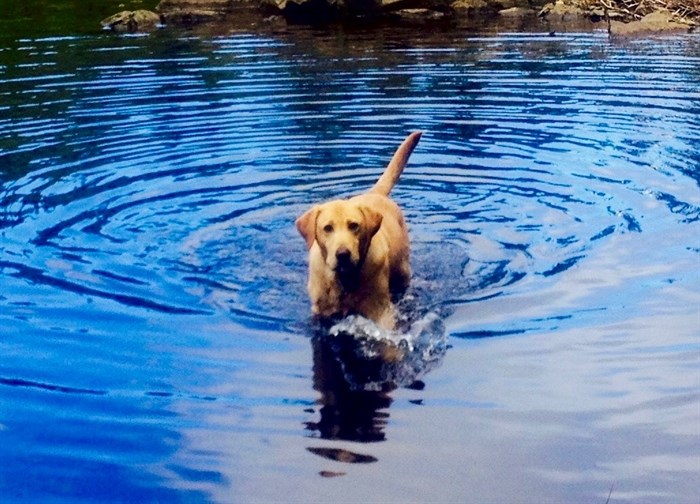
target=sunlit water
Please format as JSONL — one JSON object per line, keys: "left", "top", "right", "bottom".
{"left": 1, "top": 25, "right": 699, "bottom": 503}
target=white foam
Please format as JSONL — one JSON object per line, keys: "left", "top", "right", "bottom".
{"left": 327, "top": 312, "right": 448, "bottom": 391}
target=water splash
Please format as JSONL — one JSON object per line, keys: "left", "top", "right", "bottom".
{"left": 326, "top": 312, "right": 448, "bottom": 392}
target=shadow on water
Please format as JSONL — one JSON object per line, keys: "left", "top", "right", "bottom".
{"left": 308, "top": 332, "right": 393, "bottom": 448}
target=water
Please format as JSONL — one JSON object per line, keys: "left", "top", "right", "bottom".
{"left": 1, "top": 21, "right": 699, "bottom": 503}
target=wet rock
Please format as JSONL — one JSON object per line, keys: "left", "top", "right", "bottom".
{"left": 609, "top": 10, "right": 690, "bottom": 36}
{"left": 101, "top": 10, "right": 162, "bottom": 32}
{"left": 156, "top": 0, "right": 234, "bottom": 25}
{"left": 538, "top": 0, "right": 587, "bottom": 22}
{"left": 499, "top": 6, "right": 533, "bottom": 17}
{"left": 496, "top": 0, "right": 532, "bottom": 9}
{"left": 389, "top": 8, "right": 450, "bottom": 22}
{"left": 451, "top": 0, "right": 536, "bottom": 17}
{"left": 450, "top": 0, "right": 492, "bottom": 13}
{"left": 538, "top": 0, "right": 604, "bottom": 31}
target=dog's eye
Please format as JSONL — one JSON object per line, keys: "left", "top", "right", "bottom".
{"left": 323, "top": 224, "right": 333, "bottom": 233}
{"left": 348, "top": 222, "right": 360, "bottom": 232}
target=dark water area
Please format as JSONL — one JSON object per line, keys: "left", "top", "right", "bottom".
{"left": 0, "top": 0, "right": 160, "bottom": 40}
{"left": 1, "top": 10, "right": 699, "bottom": 503}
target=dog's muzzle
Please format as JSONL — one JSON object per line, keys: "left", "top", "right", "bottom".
{"left": 335, "top": 247, "right": 360, "bottom": 291}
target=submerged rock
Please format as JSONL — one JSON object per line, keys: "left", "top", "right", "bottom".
{"left": 101, "top": 10, "right": 162, "bottom": 32}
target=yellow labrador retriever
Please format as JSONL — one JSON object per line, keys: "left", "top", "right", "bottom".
{"left": 296, "top": 132, "right": 422, "bottom": 329}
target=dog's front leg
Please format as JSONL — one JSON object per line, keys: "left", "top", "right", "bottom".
{"left": 356, "top": 268, "right": 395, "bottom": 330}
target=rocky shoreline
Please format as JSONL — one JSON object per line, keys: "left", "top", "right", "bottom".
{"left": 101, "top": 0, "right": 699, "bottom": 34}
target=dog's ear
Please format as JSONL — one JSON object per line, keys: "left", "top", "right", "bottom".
{"left": 360, "top": 206, "right": 383, "bottom": 239}
{"left": 296, "top": 206, "right": 319, "bottom": 250}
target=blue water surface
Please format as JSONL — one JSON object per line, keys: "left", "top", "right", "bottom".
{"left": 1, "top": 22, "right": 699, "bottom": 503}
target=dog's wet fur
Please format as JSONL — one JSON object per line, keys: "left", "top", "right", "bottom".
{"left": 296, "top": 132, "right": 422, "bottom": 329}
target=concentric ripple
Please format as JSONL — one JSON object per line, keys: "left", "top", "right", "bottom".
{"left": 3, "top": 32, "right": 697, "bottom": 333}
{"left": 1, "top": 27, "right": 699, "bottom": 502}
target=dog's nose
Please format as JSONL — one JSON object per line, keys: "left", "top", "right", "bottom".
{"left": 335, "top": 247, "right": 352, "bottom": 263}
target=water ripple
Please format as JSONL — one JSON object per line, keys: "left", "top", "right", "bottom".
{"left": 1, "top": 27, "right": 699, "bottom": 504}
{"left": 2, "top": 32, "right": 698, "bottom": 329}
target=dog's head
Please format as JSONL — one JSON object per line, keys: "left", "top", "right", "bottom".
{"left": 296, "top": 200, "right": 383, "bottom": 286}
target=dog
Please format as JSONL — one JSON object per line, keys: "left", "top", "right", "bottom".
{"left": 296, "top": 132, "right": 422, "bottom": 329}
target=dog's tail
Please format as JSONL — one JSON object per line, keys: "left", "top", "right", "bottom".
{"left": 369, "top": 131, "right": 422, "bottom": 197}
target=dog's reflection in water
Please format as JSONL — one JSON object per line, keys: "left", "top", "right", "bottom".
{"left": 305, "top": 314, "right": 446, "bottom": 471}
{"left": 307, "top": 329, "right": 395, "bottom": 443}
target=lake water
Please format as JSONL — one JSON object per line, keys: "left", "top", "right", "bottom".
{"left": 1, "top": 17, "right": 699, "bottom": 504}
